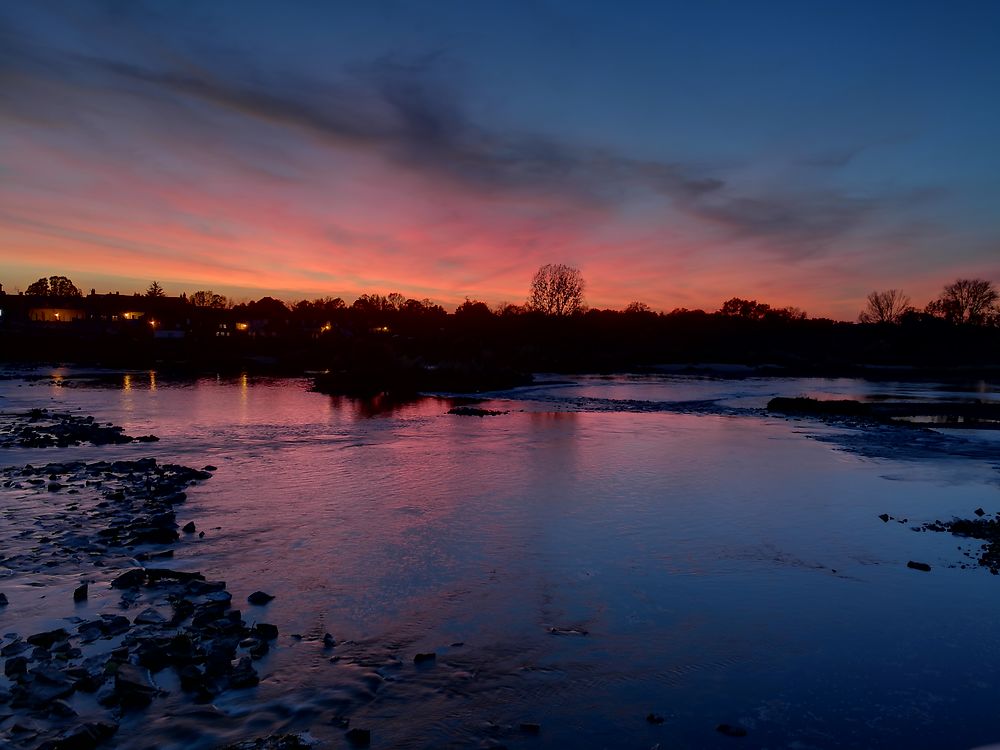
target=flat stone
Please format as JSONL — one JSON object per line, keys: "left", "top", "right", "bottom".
{"left": 247, "top": 591, "right": 274, "bottom": 606}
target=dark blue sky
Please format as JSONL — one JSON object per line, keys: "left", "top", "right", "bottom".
{"left": 1, "top": 0, "right": 997, "bottom": 317}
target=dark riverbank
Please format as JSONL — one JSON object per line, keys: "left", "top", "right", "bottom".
{"left": 4, "top": 307, "right": 1000, "bottom": 397}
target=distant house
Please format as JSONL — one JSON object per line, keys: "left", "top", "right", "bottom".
{"left": 28, "top": 304, "right": 86, "bottom": 322}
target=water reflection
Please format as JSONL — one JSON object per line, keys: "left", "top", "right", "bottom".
{"left": 3, "top": 374, "right": 1000, "bottom": 749}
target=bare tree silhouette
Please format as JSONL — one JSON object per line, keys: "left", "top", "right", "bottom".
{"left": 926, "top": 278, "right": 998, "bottom": 324}
{"left": 528, "top": 264, "right": 585, "bottom": 315}
{"left": 858, "top": 289, "right": 912, "bottom": 324}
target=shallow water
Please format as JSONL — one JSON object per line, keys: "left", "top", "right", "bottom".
{"left": 2, "top": 371, "right": 1000, "bottom": 749}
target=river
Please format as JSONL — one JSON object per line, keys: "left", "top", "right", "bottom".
{"left": 1, "top": 370, "right": 999, "bottom": 749}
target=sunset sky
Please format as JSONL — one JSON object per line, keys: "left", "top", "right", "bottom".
{"left": 1, "top": 1, "right": 998, "bottom": 319}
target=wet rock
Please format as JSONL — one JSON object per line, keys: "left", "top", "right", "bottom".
{"left": 21, "top": 666, "right": 76, "bottom": 705}
{"left": 111, "top": 569, "right": 147, "bottom": 589}
{"left": 345, "top": 727, "right": 372, "bottom": 747}
{"left": 2, "top": 639, "right": 29, "bottom": 657}
{"left": 0, "top": 593, "right": 7, "bottom": 606}
{"left": 73, "top": 583, "right": 89, "bottom": 602}
{"left": 716, "top": 723, "right": 748, "bottom": 737}
{"left": 254, "top": 623, "right": 279, "bottom": 641}
{"left": 878, "top": 513, "right": 890, "bottom": 523}
{"left": 322, "top": 633, "right": 336, "bottom": 648}
{"left": 136, "top": 549, "right": 174, "bottom": 562}
{"left": 247, "top": 591, "right": 275, "bottom": 605}
{"left": 203, "top": 465, "right": 218, "bottom": 472}
{"left": 548, "top": 626, "right": 588, "bottom": 636}
{"left": 27, "top": 628, "right": 70, "bottom": 649}
{"left": 448, "top": 406, "right": 508, "bottom": 417}
{"left": 413, "top": 652, "right": 436, "bottom": 664}
{"left": 65, "top": 667, "right": 104, "bottom": 693}
{"left": 5, "top": 655, "right": 28, "bottom": 677}
{"left": 646, "top": 713, "right": 665, "bottom": 724}
{"left": 519, "top": 722, "right": 541, "bottom": 734}
{"left": 133, "top": 608, "right": 166, "bottom": 625}
{"left": 135, "top": 642, "right": 172, "bottom": 673}
{"left": 182, "top": 521, "right": 197, "bottom": 533}
{"left": 114, "top": 662, "right": 158, "bottom": 709}
{"left": 178, "top": 664, "right": 206, "bottom": 692}
{"left": 229, "top": 656, "right": 259, "bottom": 689}
{"left": 907, "top": 560, "right": 932, "bottom": 572}
{"left": 219, "top": 734, "right": 311, "bottom": 750}
{"left": 42, "top": 720, "right": 118, "bottom": 750}
{"left": 975, "top": 508, "right": 986, "bottom": 517}
{"left": 48, "top": 698, "right": 78, "bottom": 717}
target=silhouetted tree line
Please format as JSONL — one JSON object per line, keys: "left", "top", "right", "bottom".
{"left": 3, "top": 270, "right": 999, "bottom": 388}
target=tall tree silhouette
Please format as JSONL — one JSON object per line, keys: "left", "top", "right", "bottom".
{"left": 926, "top": 279, "right": 998, "bottom": 324}
{"left": 529, "top": 264, "right": 585, "bottom": 315}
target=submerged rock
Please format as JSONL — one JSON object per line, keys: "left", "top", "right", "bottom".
{"left": 247, "top": 591, "right": 275, "bottom": 605}
{"left": 345, "top": 727, "right": 371, "bottom": 747}
{"left": 219, "top": 735, "right": 311, "bottom": 750}
{"left": 114, "top": 663, "right": 158, "bottom": 709}
{"left": 716, "top": 723, "right": 748, "bottom": 737}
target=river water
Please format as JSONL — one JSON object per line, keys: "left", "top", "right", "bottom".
{"left": 2, "top": 371, "right": 1000, "bottom": 749}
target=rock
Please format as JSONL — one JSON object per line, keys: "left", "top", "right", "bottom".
{"left": 27, "top": 628, "right": 70, "bottom": 649}
{"left": 73, "top": 584, "right": 89, "bottom": 602}
{"left": 49, "top": 698, "right": 78, "bottom": 717}
{"left": 0, "top": 593, "right": 7, "bottom": 606}
{"left": 5, "top": 656, "right": 28, "bottom": 677}
{"left": 448, "top": 406, "right": 508, "bottom": 417}
{"left": 111, "top": 569, "right": 147, "bottom": 589}
{"left": 322, "top": 633, "right": 336, "bottom": 648}
{"left": 975, "top": 508, "right": 986, "bottom": 517}
{"left": 218, "top": 735, "right": 311, "bottom": 750}
{"left": 46, "top": 720, "right": 118, "bottom": 750}
{"left": 548, "top": 626, "right": 588, "bottom": 636}
{"left": 2, "top": 639, "right": 29, "bottom": 657}
{"left": 519, "top": 722, "right": 541, "bottom": 734}
{"left": 24, "top": 666, "right": 76, "bottom": 704}
{"left": 413, "top": 652, "right": 436, "bottom": 664}
{"left": 247, "top": 591, "right": 275, "bottom": 605}
{"left": 716, "top": 723, "right": 748, "bottom": 737}
{"left": 229, "top": 656, "right": 259, "bottom": 689}
{"left": 133, "top": 608, "right": 166, "bottom": 625}
{"left": 255, "top": 623, "right": 279, "bottom": 641}
{"left": 878, "top": 513, "right": 890, "bottom": 523}
{"left": 203, "top": 465, "right": 218, "bottom": 472}
{"left": 907, "top": 560, "right": 932, "bottom": 572}
{"left": 345, "top": 728, "right": 371, "bottom": 747}
{"left": 646, "top": 713, "right": 665, "bottom": 724}
{"left": 182, "top": 521, "right": 197, "bottom": 533}
{"left": 114, "top": 663, "right": 158, "bottom": 709}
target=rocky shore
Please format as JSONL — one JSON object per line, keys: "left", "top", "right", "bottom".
{"left": 0, "top": 416, "right": 283, "bottom": 750}
{"left": 768, "top": 396, "right": 1000, "bottom": 428}
{"left": 0, "top": 409, "right": 159, "bottom": 449}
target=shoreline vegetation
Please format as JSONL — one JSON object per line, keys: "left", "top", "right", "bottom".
{"left": 2, "top": 274, "right": 999, "bottom": 398}
{"left": 4, "top": 305, "right": 1000, "bottom": 397}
